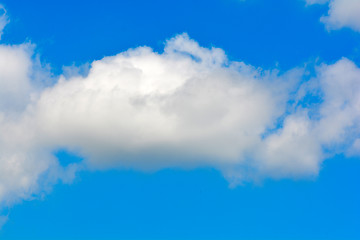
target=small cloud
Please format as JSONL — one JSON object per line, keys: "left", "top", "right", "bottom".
{"left": 306, "top": 0, "right": 360, "bottom": 32}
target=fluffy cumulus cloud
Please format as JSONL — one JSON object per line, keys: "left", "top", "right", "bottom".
{"left": 0, "top": 7, "right": 360, "bottom": 225}
{"left": 33, "top": 35, "right": 298, "bottom": 175}
{"left": 306, "top": 0, "right": 360, "bottom": 31}
{"left": 31, "top": 35, "right": 360, "bottom": 181}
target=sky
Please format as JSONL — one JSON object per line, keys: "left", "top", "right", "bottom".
{"left": 0, "top": 0, "right": 359, "bottom": 239}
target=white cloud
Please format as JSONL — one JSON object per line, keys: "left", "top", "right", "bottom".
{"left": 0, "top": 44, "right": 34, "bottom": 113}
{"left": 1, "top": 33, "right": 360, "bottom": 211}
{"left": 0, "top": 41, "right": 77, "bottom": 213}
{"left": 306, "top": 0, "right": 360, "bottom": 32}
{"left": 0, "top": 43, "right": 45, "bottom": 206}
{"left": 315, "top": 58, "right": 360, "bottom": 146}
{"left": 27, "top": 35, "right": 360, "bottom": 182}
{"left": 0, "top": 12, "right": 359, "bottom": 227}
{"left": 32, "top": 34, "right": 298, "bottom": 173}
{"left": 257, "top": 58, "right": 360, "bottom": 178}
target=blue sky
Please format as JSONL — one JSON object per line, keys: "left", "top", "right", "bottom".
{"left": 0, "top": 0, "right": 359, "bottom": 239}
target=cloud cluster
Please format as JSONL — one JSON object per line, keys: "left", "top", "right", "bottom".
{"left": 306, "top": 0, "right": 360, "bottom": 31}
{"left": 32, "top": 35, "right": 360, "bottom": 181}
{"left": 1, "top": 33, "right": 360, "bottom": 210}
{"left": 0, "top": 6, "right": 359, "bottom": 221}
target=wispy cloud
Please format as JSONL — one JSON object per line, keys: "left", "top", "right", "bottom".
{"left": 0, "top": 4, "right": 9, "bottom": 39}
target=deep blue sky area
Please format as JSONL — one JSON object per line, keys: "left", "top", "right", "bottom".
{"left": 2, "top": 0, "right": 360, "bottom": 72}
{"left": 0, "top": 0, "right": 359, "bottom": 239}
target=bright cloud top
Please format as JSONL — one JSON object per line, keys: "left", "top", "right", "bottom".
{"left": 306, "top": 0, "right": 360, "bottom": 31}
